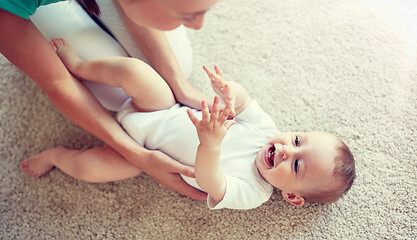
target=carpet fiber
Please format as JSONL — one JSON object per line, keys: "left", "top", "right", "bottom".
{"left": 1, "top": 0, "right": 416, "bottom": 239}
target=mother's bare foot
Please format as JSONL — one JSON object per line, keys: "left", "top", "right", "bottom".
{"left": 20, "top": 147, "right": 64, "bottom": 177}
{"left": 49, "top": 38, "right": 81, "bottom": 72}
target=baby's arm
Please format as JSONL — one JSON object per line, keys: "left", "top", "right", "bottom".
{"left": 203, "top": 65, "right": 252, "bottom": 116}
{"left": 187, "top": 96, "right": 235, "bottom": 204}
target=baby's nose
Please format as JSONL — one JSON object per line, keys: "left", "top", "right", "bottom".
{"left": 275, "top": 144, "right": 288, "bottom": 160}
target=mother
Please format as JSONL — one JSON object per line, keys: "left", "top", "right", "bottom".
{"left": 0, "top": 0, "right": 219, "bottom": 200}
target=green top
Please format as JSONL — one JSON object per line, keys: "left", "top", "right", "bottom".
{"left": 0, "top": 0, "right": 65, "bottom": 19}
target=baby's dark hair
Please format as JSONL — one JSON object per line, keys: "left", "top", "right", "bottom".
{"left": 303, "top": 138, "right": 356, "bottom": 203}
{"left": 76, "top": 0, "right": 100, "bottom": 16}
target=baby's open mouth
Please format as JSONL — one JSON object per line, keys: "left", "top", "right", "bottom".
{"left": 266, "top": 145, "right": 276, "bottom": 167}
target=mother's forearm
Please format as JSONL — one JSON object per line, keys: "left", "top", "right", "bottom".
{"left": 44, "top": 75, "right": 149, "bottom": 168}
{"left": 129, "top": 26, "right": 186, "bottom": 93}
{"left": 115, "top": 3, "right": 186, "bottom": 95}
{"left": 0, "top": 11, "right": 148, "bottom": 169}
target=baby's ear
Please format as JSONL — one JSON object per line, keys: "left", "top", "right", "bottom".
{"left": 282, "top": 191, "right": 305, "bottom": 207}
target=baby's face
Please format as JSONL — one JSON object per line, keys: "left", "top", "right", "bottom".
{"left": 256, "top": 131, "right": 338, "bottom": 195}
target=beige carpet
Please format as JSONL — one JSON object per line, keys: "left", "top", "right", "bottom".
{"left": 1, "top": 0, "right": 416, "bottom": 239}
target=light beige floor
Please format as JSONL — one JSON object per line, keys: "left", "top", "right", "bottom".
{"left": 1, "top": 0, "right": 416, "bottom": 239}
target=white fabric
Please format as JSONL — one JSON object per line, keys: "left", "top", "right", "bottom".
{"left": 96, "top": 0, "right": 193, "bottom": 79}
{"left": 117, "top": 100, "right": 278, "bottom": 210}
{"left": 31, "top": 0, "right": 193, "bottom": 111}
{"left": 31, "top": 1, "right": 130, "bottom": 111}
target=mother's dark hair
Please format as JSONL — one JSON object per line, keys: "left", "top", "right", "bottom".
{"left": 75, "top": 0, "right": 100, "bottom": 15}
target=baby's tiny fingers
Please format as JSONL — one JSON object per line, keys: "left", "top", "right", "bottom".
{"left": 201, "top": 100, "right": 210, "bottom": 123}
{"left": 230, "top": 108, "right": 236, "bottom": 117}
{"left": 218, "top": 102, "right": 232, "bottom": 123}
{"left": 210, "top": 96, "right": 220, "bottom": 122}
{"left": 210, "top": 80, "right": 225, "bottom": 100}
{"left": 204, "top": 65, "right": 223, "bottom": 82}
{"left": 203, "top": 65, "right": 210, "bottom": 73}
{"left": 187, "top": 109, "right": 200, "bottom": 127}
{"left": 214, "top": 65, "right": 224, "bottom": 78}
{"left": 203, "top": 65, "right": 215, "bottom": 79}
{"left": 221, "top": 83, "right": 231, "bottom": 96}
{"left": 224, "top": 120, "right": 236, "bottom": 130}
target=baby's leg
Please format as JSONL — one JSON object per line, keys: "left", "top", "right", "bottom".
{"left": 50, "top": 38, "right": 175, "bottom": 112}
{"left": 20, "top": 146, "right": 141, "bottom": 182}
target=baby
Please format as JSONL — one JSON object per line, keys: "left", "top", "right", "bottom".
{"left": 21, "top": 38, "right": 356, "bottom": 210}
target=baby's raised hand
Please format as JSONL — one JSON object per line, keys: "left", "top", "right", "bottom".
{"left": 187, "top": 96, "right": 235, "bottom": 147}
{"left": 203, "top": 65, "right": 237, "bottom": 117}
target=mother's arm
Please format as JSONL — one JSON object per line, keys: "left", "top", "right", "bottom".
{"left": 0, "top": 9, "right": 206, "bottom": 200}
{"left": 112, "top": 1, "right": 212, "bottom": 111}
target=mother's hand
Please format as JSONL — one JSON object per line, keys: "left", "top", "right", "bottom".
{"left": 174, "top": 80, "right": 212, "bottom": 110}
{"left": 143, "top": 150, "right": 207, "bottom": 200}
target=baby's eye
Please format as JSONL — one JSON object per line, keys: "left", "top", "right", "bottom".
{"left": 294, "top": 135, "right": 300, "bottom": 146}
{"left": 294, "top": 159, "right": 299, "bottom": 173}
